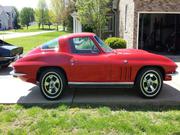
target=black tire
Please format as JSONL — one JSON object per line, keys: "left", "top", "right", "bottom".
{"left": 135, "top": 68, "right": 163, "bottom": 98}
{"left": 39, "top": 68, "right": 66, "bottom": 100}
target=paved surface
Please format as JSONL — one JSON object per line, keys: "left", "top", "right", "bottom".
{"left": 0, "top": 62, "right": 179, "bottom": 106}
{"left": 0, "top": 31, "right": 54, "bottom": 40}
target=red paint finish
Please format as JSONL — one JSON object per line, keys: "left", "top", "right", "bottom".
{"left": 12, "top": 33, "right": 178, "bottom": 84}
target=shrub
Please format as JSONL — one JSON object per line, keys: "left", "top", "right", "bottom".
{"left": 105, "top": 37, "right": 127, "bottom": 49}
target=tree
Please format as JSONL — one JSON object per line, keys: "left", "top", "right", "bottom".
{"left": 51, "top": 0, "right": 73, "bottom": 31}
{"left": 76, "top": 0, "right": 110, "bottom": 38}
{"left": 20, "top": 7, "right": 34, "bottom": 29}
{"left": 13, "top": 7, "right": 20, "bottom": 29}
{"left": 36, "top": 0, "right": 49, "bottom": 29}
{"left": 46, "top": 10, "right": 55, "bottom": 29}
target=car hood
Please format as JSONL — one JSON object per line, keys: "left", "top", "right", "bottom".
{"left": 113, "top": 49, "right": 177, "bottom": 67}
{"left": 114, "top": 49, "right": 148, "bottom": 54}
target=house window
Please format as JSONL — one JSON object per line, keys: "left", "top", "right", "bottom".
{"left": 105, "top": 15, "right": 114, "bottom": 32}
{"left": 108, "top": 15, "right": 114, "bottom": 31}
{"left": 125, "top": 4, "right": 128, "bottom": 31}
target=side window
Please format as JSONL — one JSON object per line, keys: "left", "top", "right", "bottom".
{"left": 41, "top": 38, "right": 59, "bottom": 50}
{"left": 70, "top": 37, "right": 99, "bottom": 54}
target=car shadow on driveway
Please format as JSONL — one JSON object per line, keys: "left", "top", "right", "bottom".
{"left": 0, "top": 67, "right": 13, "bottom": 76}
{"left": 17, "top": 83, "right": 180, "bottom": 110}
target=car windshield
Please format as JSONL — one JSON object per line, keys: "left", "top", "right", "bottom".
{"left": 94, "top": 36, "right": 113, "bottom": 53}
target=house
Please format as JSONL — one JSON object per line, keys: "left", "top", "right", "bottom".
{"left": 71, "top": 0, "right": 120, "bottom": 38}
{"left": 0, "top": 5, "right": 16, "bottom": 30}
{"left": 119, "top": 0, "right": 180, "bottom": 54}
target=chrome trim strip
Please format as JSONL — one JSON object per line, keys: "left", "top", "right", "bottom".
{"left": 10, "top": 70, "right": 26, "bottom": 77}
{"left": 68, "top": 82, "right": 134, "bottom": 85}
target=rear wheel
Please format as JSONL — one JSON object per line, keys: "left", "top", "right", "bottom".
{"left": 135, "top": 68, "right": 163, "bottom": 98}
{"left": 39, "top": 68, "right": 66, "bottom": 100}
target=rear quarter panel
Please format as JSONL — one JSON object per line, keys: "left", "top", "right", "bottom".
{"left": 14, "top": 52, "right": 73, "bottom": 83}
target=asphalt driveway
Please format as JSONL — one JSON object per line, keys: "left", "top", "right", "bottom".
{"left": 0, "top": 62, "right": 180, "bottom": 107}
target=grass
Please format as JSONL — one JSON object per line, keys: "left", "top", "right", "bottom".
{"left": 0, "top": 105, "right": 179, "bottom": 135}
{"left": 0, "top": 31, "right": 7, "bottom": 35}
{"left": 5, "top": 31, "right": 69, "bottom": 53}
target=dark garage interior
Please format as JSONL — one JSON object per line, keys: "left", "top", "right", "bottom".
{"left": 138, "top": 13, "right": 180, "bottom": 54}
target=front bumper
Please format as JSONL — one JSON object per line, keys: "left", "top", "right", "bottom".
{"left": 172, "top": 71, "right": 179, "bottom": 76}
{"left": 167, "top": 71, "right": 179, "bottom": 76}
{"left": 10, "top": 70, "right": 26, "bottom": 78}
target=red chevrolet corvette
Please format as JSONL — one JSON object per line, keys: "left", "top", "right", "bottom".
{"left": 11, "top": 33, "right": 178, "bottom": 100}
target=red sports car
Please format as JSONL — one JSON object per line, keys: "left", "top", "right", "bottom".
{"left": 11, "top": 33, "right": 178, "bottom": 100}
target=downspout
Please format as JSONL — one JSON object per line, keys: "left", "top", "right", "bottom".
{"left": 112, "top": 8, "right": 117, "bottom": 37}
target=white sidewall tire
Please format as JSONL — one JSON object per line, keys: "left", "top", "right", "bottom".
{"left": 39, "top": 69, "right": 66, "bottom": 100}
{"left": 135, "top": 68, "right": 163, "bottom": 98}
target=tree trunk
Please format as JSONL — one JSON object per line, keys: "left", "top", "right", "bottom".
{"left": 63, "top": 21, "right": 65, "bottom": 31}
{"left": 26, "top": 25, "right": 28, "bottom": 29}
{"left": 38, "top": 23, "right": 41, "bottom": 29}
{"left": 49, "top": 25, "right": 50, "bottom": 30}
{"left": 42, "top": 23, "right": 44, "bottom": 30}
{"left": 56, "top": 24, "right": 58, "bottom": 31}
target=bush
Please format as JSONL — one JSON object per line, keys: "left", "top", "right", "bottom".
{"left": 105, "top": 37, "right": 127, "bottom": 49}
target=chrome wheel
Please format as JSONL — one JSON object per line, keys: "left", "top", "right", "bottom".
{"left": 137, "top": 69, "right": 163, "bottom": 98}
{"left": 142, "top": 73, "right": 159, "bottom": 94}
{"left": 44, "top": 74, "right": 61, "bottom": 95}
{"left": 40, "top": 71, "right": 64, "bottom": 99}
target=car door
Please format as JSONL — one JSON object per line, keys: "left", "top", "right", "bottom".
{"left": 68, "top": 36, "right": 111, "bottom": 82}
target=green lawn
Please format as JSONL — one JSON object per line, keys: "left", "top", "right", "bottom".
{"left": 6, "top": 31, "right": 69, "bottom": 53}
{"left": 0, "top": 105, "right": 179, "bottom": 135}
{"left": 0, "top": 32, "right": 7, "bottom": 35}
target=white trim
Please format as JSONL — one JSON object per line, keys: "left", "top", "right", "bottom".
{"left": 136, "top": 11, "right": 180, "bottom": 49}
{"left": 136, "top": 12, "right": 140, "bottom": 49}
{"left": 68, "top": 82, "right": 134, "bottom": 85}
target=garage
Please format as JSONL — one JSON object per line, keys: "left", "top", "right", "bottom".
{"left": 138, "top": 13, "right": 180, "bottom": 54}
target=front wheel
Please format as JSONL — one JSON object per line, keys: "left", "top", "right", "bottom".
{"left": 135, "top": 68, "right": 163, "bottom": 98}
{"left": 39, "top": 69, "right": 66, "bottom": 100}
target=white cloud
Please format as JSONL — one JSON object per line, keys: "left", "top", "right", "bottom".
{"left": 0, "top": 0, "right": 51, "bottom": 10}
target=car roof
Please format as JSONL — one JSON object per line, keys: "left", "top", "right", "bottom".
{"left": 59, "top": 32, "right": 96, "bottom": 39}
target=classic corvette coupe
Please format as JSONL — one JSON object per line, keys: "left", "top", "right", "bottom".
{"left": 11, "top": 33, "right": 178, "bottom": 100}
{"left": 0, "top": 40, "right": 23, "bottom": 68}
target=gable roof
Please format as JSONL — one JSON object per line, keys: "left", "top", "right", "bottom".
{"left": 0, "top": 6, "right": 4, "bottom": 15}
{"left": 3, "top": 6, "right": 15, "bottom": 13}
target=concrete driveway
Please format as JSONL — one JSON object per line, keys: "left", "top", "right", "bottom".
{"left": 0, "top": 62, "right": 180, "bottom": 107}
{"left": 0, "top": 31, "right": 54, "bottom": 40}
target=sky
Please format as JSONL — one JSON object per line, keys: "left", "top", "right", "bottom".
{"left": 0, "top": 0, "right": 51, "bottom": 10}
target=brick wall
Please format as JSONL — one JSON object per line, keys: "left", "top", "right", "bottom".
{"left": 119, "top": 0, "right": 135, "bottom": 49}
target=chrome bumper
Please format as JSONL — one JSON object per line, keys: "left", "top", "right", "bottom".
{"left": 4, "top": 55, "right": 21, "bottom": 61}
{"left": 168, "top": 71, "right": 179, "bottom": 76}
{"left": 10, "top": 70, "right": 26, "bottom": 77}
